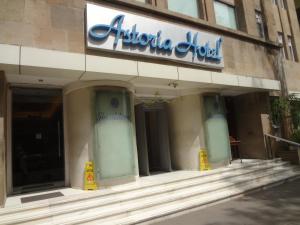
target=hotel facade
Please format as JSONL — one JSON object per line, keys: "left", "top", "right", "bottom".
{"left": 0, "top": 0, "right": 300, "bottom": 207}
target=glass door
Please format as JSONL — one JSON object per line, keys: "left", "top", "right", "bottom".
{"left": 12, "top": 88, "right": 65, "bottom": 193}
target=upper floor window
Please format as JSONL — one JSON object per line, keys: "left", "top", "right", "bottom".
{"left": 214, "top": 0, "right": 237, "bottom": 30}
{"left": 287, "top": 36, "right": 296, "bottom": 61}
{"left": 134, "top": 0, "right": 147, "bottom": 3}
{"left": 277, "top": 32, "right": 286, "bottom": 59}
{"left": 272, "top": 0, "right": 287, "bottom": 9}
{"left": 167, "top": 0, "right": 199, "bottom": 18}
{"left": 255, "top": 10, "right": 265, "bottom": 38}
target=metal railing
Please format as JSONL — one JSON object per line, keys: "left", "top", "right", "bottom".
{"left": 264, "top": 133, "right": 300, "bottom": 159}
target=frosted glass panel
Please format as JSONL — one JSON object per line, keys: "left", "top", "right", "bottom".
{"left": 204, "top": 95, "right": 231, "bottom": 164}
{"left": 94, "top": 89, "right": 136, "bottom": 180}
{"left": 214, "top": 1, "right": 237, "bottom": 30}
{"left": 167, "top": 0, "right": 199, "bottom": 18}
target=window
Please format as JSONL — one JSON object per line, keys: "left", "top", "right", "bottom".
{"left": 272, "top": 0, "right": 287, "bottom": 9}
{"left": 288, "top": 36, "right": 296, "bottom": 61}
{"left": 134, "top": 0, "right": 147, "bottom": 3}
{"left": 167, "top": 0, "right": 199, "bottom": 18}
{"left": 255, "top": 10, "right": 265, "bottom": 38}
{"left": 277, "top": 32, "right": 286, "bottom": 59}
{"left": 214, "top": 0, "right": 237, "bottom": 30}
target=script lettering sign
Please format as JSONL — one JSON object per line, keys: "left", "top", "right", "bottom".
{"left": 86, "top": 3, "right": 224, "bottom": 69}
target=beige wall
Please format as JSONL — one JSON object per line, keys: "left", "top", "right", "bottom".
{"left": 234, "top": 92, "right": 270, "bottom": 159}
{"left": 222, "top": 37, "right": 278, "bottom": 78}
{"left": 65, "top": 87, "right": 94, "bottom": 189}
{"left": 0, "top": 0, "right": 85, "bottom": 53}
{"left": 167, "top": 94, "right": 206, "bottom": 170}
{"left": 0, "top": 72, "right": 7, "bottom": 207}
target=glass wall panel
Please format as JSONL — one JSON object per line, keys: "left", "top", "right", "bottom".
{"left": 167, "top": 0, "right": 199, "bottom": 18}
{"left": 94, "top": 88, "right": 136, "bottom": 180}
{"left": 214, "top": 1, "right": 237, "bottom": 30}
{"left": 203, "top": 95, "right": 231, "bottom": 164}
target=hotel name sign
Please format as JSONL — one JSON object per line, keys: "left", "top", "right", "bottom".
{"left": 86, "top": 3, "right": 224, "bottom": 69}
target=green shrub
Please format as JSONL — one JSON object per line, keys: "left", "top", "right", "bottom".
{"left": 291, "top": 129, "right": 300, "bottom": 143}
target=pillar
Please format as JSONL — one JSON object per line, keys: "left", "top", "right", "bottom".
{"left": 65, "top": 87, "right": 93, "bottom": 189}
{"left": 167, "top": 94, "right": 206, "bottom": 170}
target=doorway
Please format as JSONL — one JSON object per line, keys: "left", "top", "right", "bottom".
{"left": 135, "top": 103, "right": 172, "bottom": 176}
{"left": 11, "top": 88, "right": 65, "bottom": 194}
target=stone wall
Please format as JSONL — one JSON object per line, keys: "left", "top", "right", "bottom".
{"left": 284, "top": 60, "right": 300, "bottom": 92}
{"left": 0, "top": 0, "right": 85, "bottom": 53}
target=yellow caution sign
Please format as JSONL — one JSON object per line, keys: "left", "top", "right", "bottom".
{"left": 84, "top": 161, "right": 98, "bottom": 190}
{"left": 199, "top": 149, "right": 211, "bottom": 171}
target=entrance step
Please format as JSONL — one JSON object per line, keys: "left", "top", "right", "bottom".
{"left": 0, "top": 159, "right": 299, "bottom": 225}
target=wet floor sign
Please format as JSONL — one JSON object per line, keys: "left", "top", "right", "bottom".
{"left": 84, "top": 161, "right": 98, "bottom": 190}
{"left": 199, "top": 149, "right": 211, "bottom": 171}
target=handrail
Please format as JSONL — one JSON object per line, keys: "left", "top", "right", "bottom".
{"left": 264, "top": 133, "right": 300, "bottom": 147}
{"left": 264, "top": 133, "right": 300, "bottom": 160}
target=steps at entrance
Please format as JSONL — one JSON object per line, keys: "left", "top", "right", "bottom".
{"left": 0, "top": 159, "right": 299, "bottom": 225}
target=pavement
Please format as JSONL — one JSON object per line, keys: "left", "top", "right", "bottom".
{"left": 147, "top": 178, "right": 300, "bottom": 225}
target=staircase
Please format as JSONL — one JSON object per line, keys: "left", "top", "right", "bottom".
{"left": 0, "top": 159, "right": 299, "bottom": 225}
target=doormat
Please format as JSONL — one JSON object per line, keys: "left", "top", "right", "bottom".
{"left": 21, "top": 192, "right": 64, "bottom": 203}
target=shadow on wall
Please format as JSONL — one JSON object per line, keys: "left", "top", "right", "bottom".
{"left": 233, "top": 92, "right": 270, "bottom": 159}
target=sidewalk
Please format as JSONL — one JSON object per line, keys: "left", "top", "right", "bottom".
{"left": 148, "top": 178, "right": 300, "bottom": 225}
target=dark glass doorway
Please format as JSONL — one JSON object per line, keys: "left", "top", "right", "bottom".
{"left": 12, "top": 88, "right": 65, "bottom": 193}
{"left": 135, "top": 103, "right": 172, "bottom": 176}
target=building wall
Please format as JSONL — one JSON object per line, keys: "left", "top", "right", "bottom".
{"left": 167, "top": 94, "right": 206, "bottom": 170}
{"left": 269, "top": 0, "right": 300, "bottom": 93}
{"left": 285, "top": 60, "right": 300, "bottom": 92}
{"left": 0, "top": 0, "right": 281, "bottom": 81}
{"left": 0, "top": 0, "right": 85, "bottom": 53}
{"left": 222, "top": 37, "right": 277, "bottom": 78}
{"left": 234, "top": 92, "right": 270, "bottom": 159}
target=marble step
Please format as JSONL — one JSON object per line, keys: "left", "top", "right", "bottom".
{"left": 0, "top": 158, "right": 284, "bottom": 217}
{"left": 96, "top": 171, "right": 300, "bottom": 225}
{"left": 45, "top": 167, "right": 299, "bottom": 225}
{"left": 0, "top": 162, "right": 290, "bottom": 225}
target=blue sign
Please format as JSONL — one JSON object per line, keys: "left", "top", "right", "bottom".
{"left": 88, "top": 15, "right": 223, "bottom": 62}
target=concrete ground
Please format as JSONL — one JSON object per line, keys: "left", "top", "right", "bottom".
{"left": 148, "top": 179, "right": 300, "bottom": 225}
